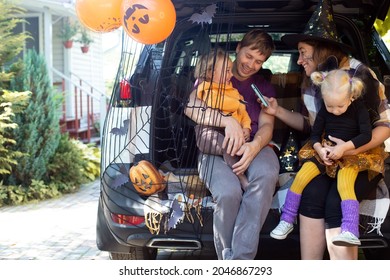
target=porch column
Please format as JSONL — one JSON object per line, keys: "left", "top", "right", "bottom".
{"left": 43, "top": 8, "right": 53, "bottom": 83}
{"left": 63, "top": 20, "right": 74, "bottom": 119}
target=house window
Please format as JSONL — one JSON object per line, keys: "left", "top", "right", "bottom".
{"left": 12, "top": 16, "right": 40, "bottom": 60}
{"left": 25, "top": 17, "right": 40, "bottom": 52}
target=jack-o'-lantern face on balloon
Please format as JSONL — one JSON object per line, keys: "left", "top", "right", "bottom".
{"left": 121, "top": 0, "right": 176, "bottom": 45}
{"left": 123, "top": 4, "right": 149, "bottom": 35}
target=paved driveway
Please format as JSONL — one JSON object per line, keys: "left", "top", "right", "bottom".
{"left": 0, "top": 180, "right": 109, "bottom": 260}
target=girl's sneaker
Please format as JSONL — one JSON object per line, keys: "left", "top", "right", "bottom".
{"left": 270, "top": 220, "right": 294, "bottom": 240}
{"left": 332, "top": 231, "right": 361, "bottom": 246}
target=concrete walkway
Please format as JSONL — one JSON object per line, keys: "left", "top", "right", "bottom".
{"left": 0, "top": 180, "right": 109, "bottom": 260}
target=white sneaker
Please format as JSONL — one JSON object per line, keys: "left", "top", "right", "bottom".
{"left": 332, "top": 231, "right": 361, "bottom": 247}
{"left": 270, "top": 220, "right": 294, "bottom": 240}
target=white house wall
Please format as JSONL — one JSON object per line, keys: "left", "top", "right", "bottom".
{"left": 20, "top": 1, "right": 106, "bottom": 125}
{"left": 52, "top": 18, "right": 65, "bottom": 79}
{"left": 70, "top": 33, "right": 105, "bottom": 120}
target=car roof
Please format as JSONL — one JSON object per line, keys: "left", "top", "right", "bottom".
{"left": 172, "top": 0, "right": 390, "bottom": 27}
{"left": 164, "top": 0, "right": 390, "bottom": 64}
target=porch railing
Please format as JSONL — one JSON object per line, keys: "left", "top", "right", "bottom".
{"left": 52, "top": 67, "right": 110, "bottom": 143}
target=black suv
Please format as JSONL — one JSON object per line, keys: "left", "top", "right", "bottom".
{"left": 96, "top": 0, "right": 390, "bottom": 260}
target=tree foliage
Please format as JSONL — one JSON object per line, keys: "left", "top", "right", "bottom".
{"left": 0, "top": 0, "right": 30, "bottom": 177}
{"left": 0, "top": 0, "right": 29, "bottom": 84}
{"left": 8, "top": 49, "right": 62, "bottom": 186}
{"left": 0, "top": 90, "right": 29, "bottom": 175}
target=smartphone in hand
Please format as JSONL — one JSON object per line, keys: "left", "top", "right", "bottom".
{"left": 251, "top": 84, "right": 269, "bottom": 107}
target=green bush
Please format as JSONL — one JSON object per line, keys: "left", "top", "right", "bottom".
{"left": 71, "top": 139, "right": 100, "bottom": 181}
{"left": 26, "top": 180, "right": 61, "bottom": 201}
{"left": 0, "top": 180, "right": 62, "bottom": 206}
{"left": 47, "top": 134, "right": 90, "bottom": 191}
{"left": 0, "top": 134, "right": 101, "bottom": 207}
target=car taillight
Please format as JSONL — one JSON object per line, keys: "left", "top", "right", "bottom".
{"left": 111, "top": 213, "right": 145, "bottom": 226}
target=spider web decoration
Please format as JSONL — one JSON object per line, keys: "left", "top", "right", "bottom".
{"left": 99, "top": 28, "right": 220, "bottom": 246}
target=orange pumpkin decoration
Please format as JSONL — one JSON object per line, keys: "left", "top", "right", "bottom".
{"left": 129, "top": 160, "right": 166, "bottom": 195}
{"left": 121, "top": 0, "right": 176, "bottom": 44}
{"left": 76, "top": 0, "right": 122, "bottom": 33}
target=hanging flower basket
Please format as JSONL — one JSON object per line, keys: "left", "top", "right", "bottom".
{"left": 77, "top": 28, "right": 94, "bottom": 54}
{"left": 59, "top": 18, "right": 79, "bottom": 49}
{"left": 63, "top": 40, "right": 73, "bottom": 49}
{"left": 81, "top": 45, "right": 89, "bottom": 53}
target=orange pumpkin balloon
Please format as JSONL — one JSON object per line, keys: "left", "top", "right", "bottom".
{"left": 121, "top": 0, "right": 176, "bottom": 44}
{"left": 76, "top": 0, "right": 122, "bottom": 33}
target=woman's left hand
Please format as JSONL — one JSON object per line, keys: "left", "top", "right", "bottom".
{"left": 262, "top": 97, "right": 277, "bottom": 116}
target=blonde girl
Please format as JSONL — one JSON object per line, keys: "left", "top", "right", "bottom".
{"left": 271, "top": 69, "right": 387, "bottom": 246}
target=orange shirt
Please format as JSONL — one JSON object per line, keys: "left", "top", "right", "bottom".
{"left": 196, "top": 81, "right": 251, "bottom": 130}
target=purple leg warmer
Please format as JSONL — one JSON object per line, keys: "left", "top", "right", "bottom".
{"left": 341, "top": 200, "right": 360, "bottom": 237}
{"left": 281, "top": 190, "right": 302, "bottom": 224}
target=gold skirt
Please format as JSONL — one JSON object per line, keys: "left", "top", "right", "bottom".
{"left": 298, "top": 140, "right": 388, "bottom": 180}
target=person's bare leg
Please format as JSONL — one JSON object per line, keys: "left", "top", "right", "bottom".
{"left": 196, "top": 128, "right": 225, "bottom": 155}
{"left": 196, "top": 127, "right": 248, "bottom": 189}
{"left": 299, "top": 215, "right": 326, "bottom": 260}
{"left": 223, "top": 152, "right": 248, "bottom": 190}
{"left": 326, "top": 228, "right": 358, "bottom": 260}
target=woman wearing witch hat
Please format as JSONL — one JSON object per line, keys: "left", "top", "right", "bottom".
{"left": 263, "top": 0, "right": 390, "bottom": 260}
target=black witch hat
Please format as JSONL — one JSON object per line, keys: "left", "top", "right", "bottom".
{"left": 282, "top": 0, "right": 353, "bottom": 53}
